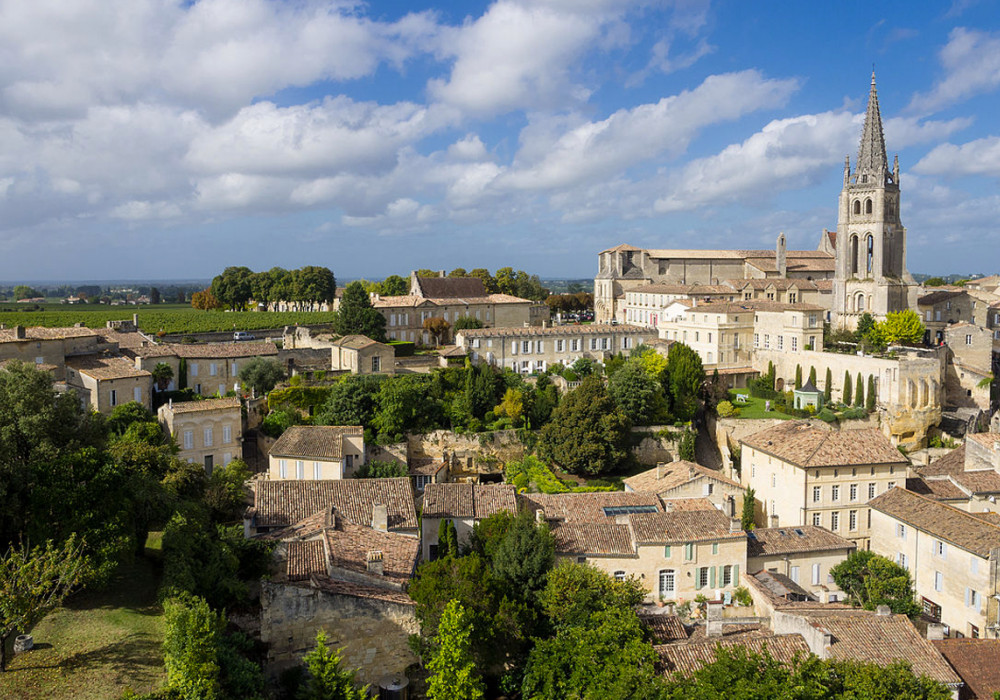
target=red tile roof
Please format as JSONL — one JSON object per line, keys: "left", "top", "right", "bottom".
{"left": 746, "top": 525, "right": 855, "bottom": 558}
{"left": 623, "top": 460, "right": 742, "bottom": 494}
{"left": 742, "top": 421, "right": 907, "bottom": 468}
{"left": 421, "top": 483, "right": 517, "bottom": 519}
{"left": 249, "top": 478, "right": 416, "bottom": 531}
{"left": 551, "top": 522, "right": 636, "bottom": 556}
{"left": 655, "top": 635, "right": 811, "bottom": 677}
{"left": 629, "top": 509, "right": 745, "bottom": 545}
{"left": 66, "top": 355, "right": 151, "bottom": 380}
{"left": 933, "top": 639, "right": 1000, "bottom": 699}
{"left": 269, "top": 425, "right": 363, "bottom": 461}
{"left": 639, "top": 614, "right": 689, "bottom": 643}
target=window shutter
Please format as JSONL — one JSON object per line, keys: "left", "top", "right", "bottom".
{"left": 695, "top": 569, "right": 702, "bottom": 590}
{"left": 965, "top": 588, "right": 971, "bottom": 607}
{"left": 709, "top": 566, "right": 716, "bottom": 589}
{"left": 732, "top": 564, "right": 739, "bottom": 585}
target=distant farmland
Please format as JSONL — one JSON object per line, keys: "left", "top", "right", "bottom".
{"left": 0, "top": 303, "right": 335, "bottom": 334}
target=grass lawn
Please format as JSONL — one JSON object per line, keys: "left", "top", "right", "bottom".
{"left": 0, "top": 551, "right": 167, "bottom": 700}
{"left": 727, "top": 390, "right": 792, "bottom": 420}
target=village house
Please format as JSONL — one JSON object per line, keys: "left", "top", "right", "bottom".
{"left": 943, "top": 323, "right": 996, "bottom": 412}
{"left": 65, "top": 355, "right": 153, "bottom": 414}
{"left": 267, "top": 425, "right": 365, "bottom": 481}
{"left": 0, "top": 325, "right": 118, "bottom": 380}
{"left": 158, "top": 397, "right": 243, "bottom": 473}
{"left": 330, "top": 335, "right": 395, "bottom": 375}
{"left": 740, "top": 421, "right": 911, "bottom": 549}
{"left": 869, "top": 487, "right": 1000, "bottom": 639}
{"left": 245, "top": 477, "right": 418, "bottom": 538}
{"left": 623, "top": 460, "right": 744, "bottom": 517}
{"left": 456, "top": 323, "right": 657, "bottom": 374}
{"left": 131, "top": 341, "right": 279, "bottom": 396}
{"left": 920, "top": 290, "right": 976, "bottom": 345}
{"left": 745, "top": 525, "right": 855, "bottom": 603}
{"left": 908, "top": 440, "right": 1000, "bottom": 515}
{"left": 420, "top": 483, "right": 518, "bottom": 560}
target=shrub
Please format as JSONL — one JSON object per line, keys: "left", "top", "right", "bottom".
{"left": 387, "top": 340, "right": 415, "bottom": 357}
{"left": 716, "top": 400, "right": 738, "bottom": 418}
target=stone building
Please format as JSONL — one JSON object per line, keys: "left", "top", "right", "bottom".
{"left": 456, "top": 323, "right": 657, "bottom": 373}
{"left": 267, "top": 425, "right": 365, "bottom": 481}
{"left": 831, "top": 75, "right": 917, "bottom": 327}
{"left": 131, "top": 341, "right": 279, "bottom": 396}
{"left": 65, "top": 355, "right": 153, "bottom": 414}
{"left": 622, "top": 460, "right": 744, "bottom": 516}
{"left": 158, "top": 397, "right": 243, "bottom": 473}
{"left": 420, "top": 483, "right": 518, "bottom": 560}
{"left": 943, "top": 323, "right": 996, "bottom": 412}
{"left": 740, "top": 421, "right": 911, "bottom": 549}
{"left": 330, "top": 335, "right": 395, "bottom": 375}
{"left": 869, "top": 487, "right": 1000, "bottom": 639}
{"left": 745, "top": 525, "right": 855, "bottom": 603}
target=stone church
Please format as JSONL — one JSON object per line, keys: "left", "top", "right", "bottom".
{"left": 594, "top": 75, "right": 916, "bottom": 329}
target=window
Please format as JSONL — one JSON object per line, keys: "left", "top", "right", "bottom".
{"left": 966, "top": 334, "right": 973, "bottom": 346}
{"left": 204, "top": 428, "right": 213, "bottom": 447}
{"left": 183, "top": 431, "right": 194, "bottom": 450}
{"left": 935, "top": 540, "right": 947, "bottom": 558}
{"left": 222, "top": 425, "right": 232, "bottom": 444}
{"left": 971, "top": 624, "right": 980, "bottom": 639}
{"left": 771, "top": 474, "right": 776, "bottom": 488}
{"left": 209, "top": 363, "right": 217, "bottom": 376}
{"left": 868, "top": 483, "right": 876, "bottom": 499}
{"left": 887, "top": 481, "right": 895, "bottom": 490}
{"left": 571, "top": 339, "right": 579, "bottom": 352}
{"left": 971, "top": 558, "right": 979, "bottom": 575}
{"left": 190, "top": 363, "right": 198, "bottom": 377}
{"left": 789, "top": 566, "right": 800, "bottom": 583}
{"left": 764, "top": 334, "right": 770, "bottom": 349}
{"left": 698, "top": 567, "right": 710, "bottom": 589}
{"left": 712, "top": 543, "right": 719, "bottom": 555}
{"left": 613, "top": 571, "right": 626, "bottom": 582}
{"left": 522, "top": 341, "right": 530, "bottom": 354}
{"left": 110, "top": 389, "right": 117, "bottom": 407}
{"left": 684, "top": 543, "right": 694, "bottom": 561}
{"left": 602, "top": 505, "right": 658, "bottom": 517}
{"left": 812, "top": 513, "right": 821, "bottom": 526}
{"left": 831, "top": 512, "right": 839, "bottom": 530}
{"left": 296, "top": 460, "right": 304, "bottom": 480}
{"left": 791, "top": 337, "right": 798, "bottom": 352}
{"left": 898, "top": 552, "right": 908, "bottom": 569}
{"left": 895, "top": 523, "right": 906, "bottom": 539}
{"left": 658, "top": 570, "right": 676, "bottom": 598}
{"left": 754, "top": 333, "right": 759, "bottom": 348}
{"left": 849, "top": 484, "right": 857, "bottom": 501}
{"left": 812, "top": 486, "right": 821, "bottom": 503}
{"left": 777, "top": 336, "right": 784, "bottom": 351}
{"left": 590, "top": 338, "right": 598, "bottom": 350}
{"left": 831, "top": 485, "right": 840, "bottom": 502}
{"left": 345, "top": 454, "right": 354, "bottom": 471}
{"left": 812, "top": 563, "right": 821, "bottom": 585}
{"left": 371, "top": 355, "right": 381, "bottom": 372}
{"left": 313, "top": 462, "right": 321, "bottom": 480}
{"left": 967, "top": 588, "right": 982, "bottom": 611}
{"left": 556, "top": 339, "right": 565, "bottom": 352}
{"left": 663, "top": 546, "right": 671, "bottom": 558}
{"left": 279, "top": 459, "right": 287, "bottom": 479}
{"left": 934, "top": 571, "right": 943, "bottom": 592}
{"left": 849, "top": 510, "right": 857, "bottom": 531}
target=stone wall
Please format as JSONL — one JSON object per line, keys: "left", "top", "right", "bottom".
{"left": 260, "top": 581, "right": 419, "bottom": 685}
{"left": 407, "top": 429, "right": 526, "bottom": 477}
{"left": 631, "top": 426, "right": 685, "bottom": 465}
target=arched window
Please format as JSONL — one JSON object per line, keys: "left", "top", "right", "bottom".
{"left": 866, "top": 235, "right": 874, "bottom": 275}
{"left": 850, "top": 235, "right": 859, "bottom": 275}
{"left": 853, "top": 200, "right": 861, "bottom": 215}
{"left": 855, "top": 293, "right": 866, "bottom": 311}
{"left": 865, "top": 198, "right": 873, "bottom": 214}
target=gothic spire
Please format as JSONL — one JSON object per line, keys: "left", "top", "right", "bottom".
{"left": 854, "top": 72, "right": 890, "bottom": 185}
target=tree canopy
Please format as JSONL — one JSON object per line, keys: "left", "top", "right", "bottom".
{"left": 335, "top": 281, "right": 387, "bottom": 342}
{"left": 830, "top": 550, "right": 922, "bottom": 617}
{"left": 237, "top": 357, "right": 285, "bottom": 395}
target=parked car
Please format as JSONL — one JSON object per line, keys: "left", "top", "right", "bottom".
{"left": 233, "top": 331, "right": 255, "bottom": 341}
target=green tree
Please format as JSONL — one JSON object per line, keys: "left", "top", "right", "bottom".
{"left": 191, "top": 288, "right": 224, "bottom": 310}
{"left": 824, "top": 367, "right": 833, "bottom": 402}
{"left": 490, "top": 510, "right": 555, "bottom": 595}
{"left": 315, "top": 375, "right": 385, "bottom": 427}
{"left": 372, "top": 376, "right": 435, "bottom": 441}
{"left": 378, "top": 274, "right": 409, "bottom": 296}
{"left": 204, "top": 459, "right": 252, "bottom": 523}
{"left": 538, "top": 562, "right": 644, "bottom": 629}
{"left": 923, "top": 277, "right": 946, "bottom": 287}
{"left": 294, "top": 266, "right": 336, "bottom": 304}
{"left": 830, "top": 550, "right": 921, "bottom": 617}
{"left": 335, "top": 282, "right": 387, "bottom": 342}
{"left": 468, "top": 269, "right": 499, "bottom": 294}
{"left": 794, "top": 365, "right": 802, "bottom": 390}
{"left": 152, "top": 362, "right": 175, "bottom": 391}
{"left": 464, "top": 363, "right": 503, "bottom": 422}
{"left": 857, "top": 311, "right": 876, "bottom": 342}
{"left": 866, "top": 375, "right": 876, "bottom": 411}
{"left": 0, "top": 535, "right": 88, "bottom": 672}
{"left": 423, "top": 317, "right": 451, "bottom": 346}
{"left": 210, "top": 266, "right": 254, "bottom": 310}
{"left": 494, "top": 387, "right": 525, "bottom": 427}
{"left": 437, "top": 519, "right": 458, "bottom": 559}
{"left": 808, "top": 366, "right": 817, "bottom": 387}
{"left": 238, "top": 357, "right": 285, "bottom": 395}
{"left": 453, "top": 315, "right": 483, "bottom": 331}
{"left": 854, "top": 373, "right": 864, "bottom": 407}
{"left": 150, "top": 287, "right": 161, "bottom": 304}
{"left": 741, "top": 487, "right": 756, "bottom": 530}
{"left": 667, "top": 343, "right": 704, "bottom": 420}
{"left": 607, "top": 360, "right": 661, "bottom": 426}
{"left": 352, "top": 460, "right": 408, "bottom": 479}
{"left": 537, "top": 376, "right": 631, "bottom": 476}
{"left": 678, "top": 429, "right": 697, "bottom": 462}
{"left": 107, "top": 401, "right": 155, "bottom": 436}
{"left": 12, "top": 285, "right": 41, "bottom": 300}
{"left": 876, "top": 310, "right": 926, "bottom": 346}
{"left": 427, "top": 600, "right": 484, "bottom": 700}
{"left": 843, "top": 370, "right": 852, "bottom": 405}
{"left": 297, "top": 629, "right": 369, "bottom": 700}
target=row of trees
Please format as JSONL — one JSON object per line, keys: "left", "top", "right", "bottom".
{"left": 828, "top": 311, "right": 926, "bottom": 353}
{"left": 545, "top": 292, "right": 594, "bottom": 314}
{"left": 395, "top": 267, "right": 550, "bottom": 301}
{"left": 209, "top": 266, "right": 337, "bottom": 310}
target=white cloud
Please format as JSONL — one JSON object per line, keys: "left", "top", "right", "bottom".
{"left": 913, "top": 136, "right": 1000, "bottom": 178}
{"left": 907, "top": 28, "right": 1000, "bottom": 114}
{"left": 110, "top": 200, "right": 183, "bottom": 220}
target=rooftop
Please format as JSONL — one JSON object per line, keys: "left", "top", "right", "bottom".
{"left": 412, "top": 276, "right": 486, "bottom": 299}
{"left": 421, "top": 483, "right": 518, "bottom": 519}
{"left": 932, "top": 638, "right": 1000, "bottom": 699}
{"left": 65, "top": 355, "right": 151, "bottom": 380}
{"left": 521, "top": 491, "right": 663, "bottom": 524}
{"left": 746, "top": 525, "right": 855, "bottom": 558}
{"left": 457, "top": 323, "right": 653, "bottom": 338}
{"left": 655, "top": 635, "right": 811, "bottom": 677}
{"left": 133, "top": 341, "right": 278, "bottom": 359}
{"left": 741, "top": 421, "right": 907, "bottom": 468}
{"left": 163, "top": 397, "right": 241, "bottom": 414}
{"left": 629, "top": 509, "right": 744, "bottom": 545}
{"left": 869, "top": 487, "right": 1000, "bottom": 558}
{"left": 330, "top": 334, "right": 384, "bottom": 350}
{"left": 0, "top": 325, "right": 97, "bottom": 343}
{"left": 623, "top": 460, "right": 742, "bottom": 494}
{"left": 249, "top": 478, "right": 417, "bottom": 531}
{"left": 638, "top": 614, "right": 689, "bottom": 643}
{"left": 269, "top": 425, "right": 363, "bottom": 461}
{"left": 551, "top": 522, "right": 635, "bottom": 556}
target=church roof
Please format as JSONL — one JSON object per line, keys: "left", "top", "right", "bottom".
{"left": 853, "top": 73, "right": 891, "bottom": 186}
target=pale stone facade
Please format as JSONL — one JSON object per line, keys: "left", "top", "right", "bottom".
{"left": 330, "top": 335, "right": 395, "bottom": 375}
{"left": 267, "top": 425, "right": 365, "bottom": 481}
{"left": 456, "top": 324, "right": 657, "bottom": 374}
{"left": 133, "top": 341, "right": 279, "bottom": 397}
{"left": 623, "top": 461, "right": 744, "bottom": 517}
{"left": 741, "top": 421, "right": 911, "bottom": 549}
{"left": 745, "top": 526, "right": 855, "bottom": 603}
{"left": 158, "top": 397, "right": 243, "bottom": 474}
{"left": 943, "top": 323, "right": 996, "bottom": 411}
{"left": 65, "top": 355, "right": 153, "bottom": 415}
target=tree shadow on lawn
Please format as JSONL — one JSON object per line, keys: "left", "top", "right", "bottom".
{"left": 13, "top": 633, "right": 163, "bottom": 686}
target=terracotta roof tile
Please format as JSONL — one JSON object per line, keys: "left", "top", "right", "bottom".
{"left": 639, "top": 614, "right": 689, "bottom": 643}
{"left": 413, "top": 276, "right": 486, "bottom": 299}
{"left": 869, "top": 487, "right": 1000, "bottom": 558}
{"left": 285, "top": 540, "right": 326, "bottom": 581}
{"left": 65, "top": 355, "right": 151, "bottom": 380}
{"left": 629, "top": 509, "right": 744, "bottom": 545}
{"left": 324, "top": 518, "right": 419, "bottom": 586}
{"left": 250, "top": 478, "right": 416, "bottom": 531}
{"left": 331, "top": 335, "right": 383, "bottom": 349}
{"left": 746, "top": 525, "right": 855, "bottom": 557}
{"left": 0, "top": 326, "right": 97, "bottom": 342}
{"left": 919, "top": 446, "right": 966, "bottom": 476}
{"left": 623, "top": 460, "right": 742, "bottom": 494}
{"left": 655, "top": 635, "right": 811, "bottom": 677}
{"left": 458, "top": 324, "right": 653, "bottom": 338}
{"left": 421, "top": 483, "right": 518, "bottom": 519}
{"left": 269, "top": 425, "right": 363, "bottom": 461}
{"left": 306, "top": 577, "right": 416, "bottom": 606}
{"left": 520, "top": 491, "right": 664, "bottom": 524}
{"left": 165, "top": 397, "right": 241, "bottom": 414}
{"left": 742, "top": 421, "right": 907, "bottom": 468}
{"left": 551, "top": 522, "right": 636, "bottom": 556}
{"left": 967, "top": 432, "right": 1000, "bottom": 451}
{"left": 905, "top": 476, "right": 969, "bottom": 501}
{"left": 133, "top": 341, "right": 278, "bottom": 359}
{"left": 933, "top": 638, "right": 1000, "bottom": 699}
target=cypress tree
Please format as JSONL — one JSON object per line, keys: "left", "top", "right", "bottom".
{"left": 854, "top": 374, "right": 864, "bottom": 407}
{"left": 795, "top": 365, "right": 803, "bottom": 390}
{"left": 446, "top": 520, "right": 458, "bottom": 557}
{"left": 808, "top": 366, "right": 817, "bottom": 386}
{"left": 437, "top": 519, "right": 452, "bottom": 559}
{"left": 843, "top": 371, "right": 852, "bottom": 405}
{"left": 824, "top": 368, "right": 833, "bottom": 402}
{"left": 866, "top": 375, "right": 876, "bottom": 411}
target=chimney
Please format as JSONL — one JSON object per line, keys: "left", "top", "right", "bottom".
{"left": 372, "top": 503, "right": 388, "bottom": 532}
{"left": 776, "top": 232, "right": 787, "bottom": 278}
{"left": 133, "top": 313, "right": 139, "bottom": 326}
{"left": 730, "top": 518, "right": 741, "bottom": 533}
{"left": 366, "top": 550, "right": 384, "bottom": 576}
{"left": 665, "top": 501, "right": 675, "bottom": 513}
{"left": 656, "top": 462, "right": 667, "bottom": 480}
{"left": 926, "top": 623, "right": 945, "bottom": 640}
{"left": 168, "top": 398, "right": 173, "bottom": 409}
{"left": 438, "top": 270, "right": 446, "bottom": 278}
{"left": 706, "top": 603, "right": 724, "bottom": 637}
{"left": 875, "top": 605, "right": 891, "bottom": 616}
{"left": 14, "top": 325, "right": 25, "bottom": 339}
{"left": 535, "top": 508, "right": 545, "bottom": 524}
{"left": 324, "top": 505, "right": 337, "bottom": 528}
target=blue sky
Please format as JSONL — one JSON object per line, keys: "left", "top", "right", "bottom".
{"left": 1, "top": 0, "right": 999, "bottom": 282}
